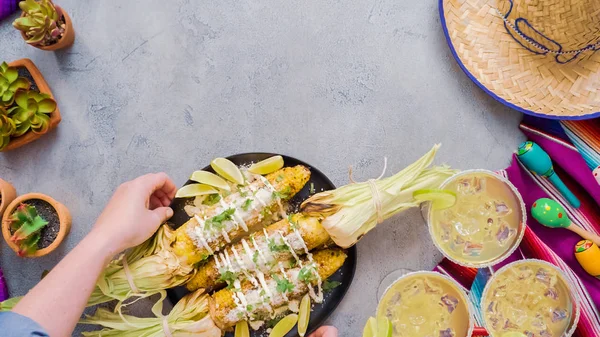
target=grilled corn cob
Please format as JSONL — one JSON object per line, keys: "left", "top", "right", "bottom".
{"left": 172, "top": 165, "right": 311, "bottom": 265}
{"left": 208, "top": 248, "right": 347, "bottom": 330}
{"left": 186, "top": 213, "right": 330, "bottom": 292}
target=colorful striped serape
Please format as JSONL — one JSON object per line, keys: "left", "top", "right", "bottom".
{"left": 434, "top": 121, "right": 600, "bottom": 336}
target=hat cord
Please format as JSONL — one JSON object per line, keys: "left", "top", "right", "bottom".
{"left": 493, "top": 7, "right": 600, "bottom": 62}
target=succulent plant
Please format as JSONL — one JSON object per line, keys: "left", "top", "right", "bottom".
{"left": 7, "top": 203, "right": 48, "bottom": 257}
{"left": 8, "top": 90, "right": 56, "bottom": 136}
{"left": 0, "top": 62, "right": 30, "bottom": 106}
{"left": 0, "top": 109, "right": 16, "bottom": 151}
{"left": 13, "top": 0, "right": 64, "bottom": 46}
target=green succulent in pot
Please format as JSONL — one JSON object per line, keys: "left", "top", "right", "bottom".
{"left": 7, "top": 90, "right": 56, "bottom": 136}
{"left": 0, "top": 62, "right": 30, "bottom": 106}
{"left": 13, "top": 0, "right": 64, "bottom": 46}
{"left": 7, "top": 203, "right": 48, "bottom": 257}
{"left": 0, "top": 110, "right": 16, "bottom": 151}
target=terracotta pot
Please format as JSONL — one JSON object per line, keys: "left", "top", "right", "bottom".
{"left": 2, "top": 58, "right": 61, "bottom": 152}
{"left": 19, "top": 5, "right": 75, "bottom": 51}
{"left": 0, "top": 179, "right": 16, "bottom": 217}
{"left": 1, "top": 193, "right": 71, "bottom": 258}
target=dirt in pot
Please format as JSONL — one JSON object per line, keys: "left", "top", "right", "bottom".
{"left": 9, "top": 199, "right": 60, "bottom": 249}
{"left": 17, "top": 67, "right": 39, "bottom": 93}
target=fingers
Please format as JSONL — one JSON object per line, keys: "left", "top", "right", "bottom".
{"left": 135, "top": 173, "right": 177, "bottom": 200}
{"left": 153, "top": 189, "right": 173, "bottom": 207}
{"left": 151, "top": 206, "right": 174, "bottom": 224}
{"left": 309, "top": 326, "right": 338, "bottom": 337}
{"left": 149, "top": 194, "right": 163, "bottom": 209}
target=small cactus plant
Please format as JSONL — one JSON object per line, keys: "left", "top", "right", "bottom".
{"left": 13, "top": 0, "right": 64, "bottom": 46}
{"left": 7, "top": 203, "right": 48, "bottom": 257}
{"left": 0, "top": 62, "right": 30, "bottom": 106}
{"left": 7, "top": 90, "right": 56, "bottom": 136}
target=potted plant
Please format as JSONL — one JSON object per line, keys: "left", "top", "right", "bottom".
{"left": 0, "top": 59, "right": 61, "bottom": 151}
{"left": 2, "top": 193, "right": 71, "bottom": 257}
{"left": 0, "top": 178, "right": 16, "bottom": 218}
{"left": 12, "top": 0, "right": 75, "bottom": 51}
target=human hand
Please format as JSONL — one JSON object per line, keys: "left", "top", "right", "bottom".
{"left": 92, "top": 173, "right": 177, "bottom": 253}
{"left": 308, "top": 326, "right": 338, "bottom": 337}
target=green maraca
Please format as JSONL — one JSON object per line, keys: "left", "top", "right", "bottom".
{"left": 531, "top": 198, "right": 600, "bottom": 246}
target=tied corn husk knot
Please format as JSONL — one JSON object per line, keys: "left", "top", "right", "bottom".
{"left": 90, "top": 225, "right": 195, "bottom": 307}
{"left": 81, "top": 290, "right": 221, "bottom": 337}
{"left": 301, "top": 144, "right": 457, "bottom": 248}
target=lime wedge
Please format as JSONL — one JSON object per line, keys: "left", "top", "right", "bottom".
{"left": 298, "top": 294, "right": 311, "bottom": 336}
{"left": 269, "top": 314, "right": 298, "bottom": 337}
{"left": 175, "top": 184, "right": 219, "bottom": 198}
{"left": 235, "top": 321, "right": 250, "bottom": 337}
{"left": 362, "top": 316, "right": 392, "bottom": 337}
{"left": 211, "top": 158, "right": 244, "bottom": 185}
{"left": 413, "top": 189, "right": 457, "bottom": 211}
{"left": 248, "top": 155, "right": 284, "bottom": 175}
{"left": 362, "top": 317, "right": 377, "bottom": 337}
{"left": 377, "top": 316, "right": 392, "bottom": 337}
{"left": 190, "top": 170, "right": 231, "bottom": 191}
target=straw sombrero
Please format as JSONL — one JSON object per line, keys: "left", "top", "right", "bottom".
{"left": 440, "top": 0, "right": 600, "bottom": 120}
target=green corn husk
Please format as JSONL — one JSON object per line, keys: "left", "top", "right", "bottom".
{"left": 90, "top": 225, "right": 194, "bottom": 307}
{"left": 0, "top": 224, "right": 194, "bottom": 311}
{"left": 301, "top": 144, "right": 457, "bottom": 248}
{"left": 81, "top": 290, "right": 221, "bottom": 337}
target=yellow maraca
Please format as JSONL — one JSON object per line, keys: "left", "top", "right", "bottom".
{"left": 575, "top": 240, "right": 600, "bottom": 278}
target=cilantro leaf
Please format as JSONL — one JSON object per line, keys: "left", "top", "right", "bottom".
{"left": 276, "top": 174, "right": 284, "bottom": 182}
{"left": 204, "top": 194, "right": 221, "bottom": 206}
{"left": 298, "top": 266, "right": 316, "bottom": 283}
{"left": 218, "top": 270, "right": 238, "bottom": 289}
{"left": 272, "top": 274, "right": 295, "bottom": 293}
{"left": 242, "top": 198, "right": 253, "bottom": 211}
{"left": 323, "top": 280, "right": 342, "bottom": 293}
{"left": 205, "top": 208, "right": 236, "bottom": 230}
{"left": 268, "top": 238, "right": 289, "bottom": 253}
{"left": 252, "top": 250, "right": 260, "bottom": 264}
{"left": 309, "top": 182, "right": 315, "bottom": 194}
{"left": 273, "top": 186, "right": 292, "bottom": 200}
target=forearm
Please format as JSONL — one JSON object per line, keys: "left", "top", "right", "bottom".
{"left": 13, "top": 229, "right": 120, "bottom": 337}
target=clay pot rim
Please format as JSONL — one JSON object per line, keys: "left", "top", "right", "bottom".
{"left": 19, "top": 5, "right": 73, "bottom": 50}
{"left": 0, "top": 179, "right": 16, "bottom": 217}
{"left": 1, "top": 193, "right": 71, "bottom": 258}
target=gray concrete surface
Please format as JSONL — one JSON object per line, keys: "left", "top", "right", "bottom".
{"left": 0, "top": 0, "right": 526, "bottom": 335}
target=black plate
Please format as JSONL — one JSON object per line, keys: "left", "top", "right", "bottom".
{"left": 166, "top": 153, "right": 357, "bottom": 337}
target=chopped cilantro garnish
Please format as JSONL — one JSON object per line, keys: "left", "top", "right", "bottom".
{"left": 288, "top": 259, "right": 297, "bottom": 268}
{"left": 266, "top": 318, "right": 280, "bottom": 328}
{"left": 273, "top": 186, "right": 292, "bottom": 200}
{"left": 218, "top": 270, "right": 238, "bottom": 289}
{"left": 205, "top": 208, "right": 236, "bottom": 230}
{"left": 246, "top": 304, "right": 254, "bottom": 312}
{"left": 298, "top": 266, "right": 316, "bottom": 283}
{"left": 260, "top": 208, "right": 272, "bottom": 218}
{"left": 309, "top": 182, "right": 315, "bottom": 194}
{"left": 288, "top": 214, "right": 298, "bottom": 230}
{"left": 272, "top": 274, "right": 295, "bottom": 293}
{"left": 252, "top": 250, "right": 260, "bottom": 264}
{"left": 204, "top": 194, "right": 221, "bottom": 206}
{"left": 259, "top": 289, "right": 266, "bottom": 297}
{"left": 239, "top": 189, "right": 248, "bottom": 197}
{"left": 237, "top": 311, "right": 245, "bottom": 319}
{"left": 323, "top": 280, "right": 342, "bottom": 293}
{"left": 268, "top": 238, "right": 289, "bottom": 253}
{"left": 276, "top": 174, "right": 284, "bottom": 182}
{"left": 242, "top": 198, "right": 253, "bottom": 211}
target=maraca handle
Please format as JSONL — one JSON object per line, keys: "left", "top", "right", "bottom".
{"left": 568, "top": 224, "right": 600, "bottom": 247}
{"left": 547, "top": 173, "right": 581, "bottom": 208}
